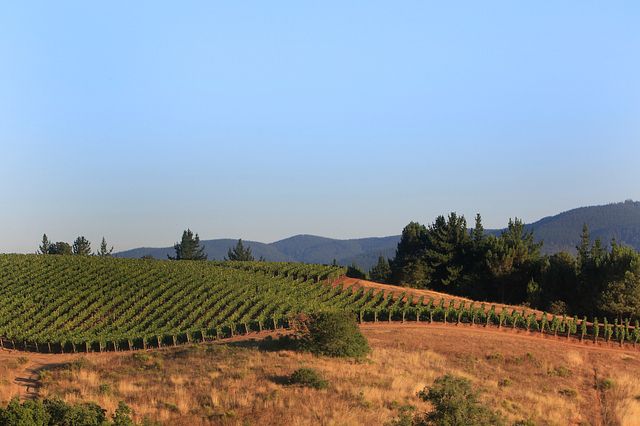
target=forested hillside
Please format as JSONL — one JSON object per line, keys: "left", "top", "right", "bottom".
{"left": 115, "top": 201, "right": 640, "bottom": 269}
{"left": 526, "top": 200, "right": 640, "bottom": 253}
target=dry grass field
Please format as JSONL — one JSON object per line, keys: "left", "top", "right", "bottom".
{"left": 2, "top": 323, "right": 640, "bottom": 425}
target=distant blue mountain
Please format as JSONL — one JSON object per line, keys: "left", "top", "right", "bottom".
{"left": 116, "top": 200, "right": 640, "bottom": 270}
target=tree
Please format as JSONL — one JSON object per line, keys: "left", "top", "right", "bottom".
{"left": 346, "top": 263, "right": 367, "bottom": 279}
{"left": 423, "top": 213, "right": 471, "bottom": 292}
{"left": 96, "top": 237, "right": 113, "bottom": 257}
{"left": 485, "top": 218, "right": 542, "bottom": 303}
{"left": 417, "top": 374, "right": 504, "bottom": 426}
{"left": 597, "top": 272, "right": 640, "bottom": 320}
{"left": 38, "top": 234, "right": 51, "bottom": 255}
{"left": 72, "top": 236, "right": 92, "bottom": 256}
{"left": 369, "top": 256, "right": 391, "bottom": 283}
{"left": 226, "top": 239, "right": 254, "bottom": 261}
{"left": 577, "top": 223, "right": 591, "bottom": 269}
{"left": 471, "top": 213, "right": 485, "bottom": 245}
{"left": 48, "top": 242, "right": 72, "bottom": 255}
{"left": 169, "top": 229, "right": 207, "bottom": 261}
{"left": 390, "top": 222, "right": 429, "bottom": 287}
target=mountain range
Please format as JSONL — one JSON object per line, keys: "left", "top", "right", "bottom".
{"left": 116, "top": 200, "right": 640, "bottom": 271}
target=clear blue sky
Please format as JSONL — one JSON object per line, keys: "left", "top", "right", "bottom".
{"left": 1, "top": 1, "right": 639, "bottom": 253}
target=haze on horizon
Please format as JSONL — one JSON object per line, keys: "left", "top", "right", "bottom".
{"left": 1, "top": 2, "right": 639, "bottom": 253}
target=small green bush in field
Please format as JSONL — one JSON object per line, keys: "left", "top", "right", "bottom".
{"left": 289, "top": 368, "right": 328, "bottom": 389}
{"left": 417, "top": 374, "right": 505, "bottom": 426}
{"left": 299, "top": 311, "right": 370, "bottom": 358}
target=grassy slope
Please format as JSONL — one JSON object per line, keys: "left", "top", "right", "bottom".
{"left": 2, "top": 324, "right": 640, "bottom": 425}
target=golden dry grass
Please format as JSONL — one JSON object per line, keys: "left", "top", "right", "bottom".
{"left": 2, "top": 324, "right": 640, "bottom": 425}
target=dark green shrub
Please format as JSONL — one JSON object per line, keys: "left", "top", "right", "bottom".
{"left": 416, "top": 374, "right": 504, "bottom": 426}
{"left": 289, "top": 368, "right": 328, "bottom": 389}
{"left": 0, "top": 397, "right": 120, "bottom": 426}
{"left": 112, "top": 401, "right": 135, "bottom": 426}
{"left": 300, "top": 311, "right": 370, "bottom": 358}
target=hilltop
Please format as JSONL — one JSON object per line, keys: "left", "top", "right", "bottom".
{"left": 116, "top": 200, "right": 640, "bottom": 269}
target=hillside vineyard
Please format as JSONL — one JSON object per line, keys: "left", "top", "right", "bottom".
{"left": 2, "top": 255, "right": 640, "bottom": 353}
{"left": 0, "top": 256, "right": 345, "bottom": 351}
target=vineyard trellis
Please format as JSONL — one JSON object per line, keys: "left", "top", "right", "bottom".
{"left": 1, "top": 255, "right": 639, "bottom": 354}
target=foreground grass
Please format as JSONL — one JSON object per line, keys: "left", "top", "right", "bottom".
{"left": 2, "top": 324, "right": 640, "bottom": 425}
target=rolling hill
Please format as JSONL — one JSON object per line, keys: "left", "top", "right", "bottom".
{"left": 116, "top": 200, "right": 640, "bottom": 269}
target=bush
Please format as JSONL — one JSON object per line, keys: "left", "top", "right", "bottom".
{"left": 416, "top": 374, "right": 504, "bottom": 426}
{"left": 288, "top": 368, "right": 328, "bottom": 389}
{"left": 299, "top": 311, "right": 370, "bottom": 358}
{"left": 0, "top": 397, "right": 133, "bottom": 426}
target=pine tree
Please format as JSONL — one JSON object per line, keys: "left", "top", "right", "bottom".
{"left": 472, "top": 213, "right": 485, "bottom": 244}
{"left": 97, "top": 237, "right": 114, "bottom": 257}
{"left": 72, "top": 236, "right": 92, "bottom": 256}
{"left": 576, "top": 223, "right": 591, "bottom": 269}
{"left": 39, "top": 234, "right": 51, "bottom": 254}
{"left": 169, "top": 229, "right": 207, "bottom": 260}
{"left": 390, "top": 222, "right": 429, "bottom": 286}
{"left": 369, "top": 256, "right": 392, "bottom": 283}
{"left": 226, "top": 239, "right": 254, "bottom": 261}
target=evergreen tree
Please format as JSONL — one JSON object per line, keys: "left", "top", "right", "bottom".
{"left": 226, "top": 239, "right": 254, "bottom": 261}
{"left": 597, "top": 271, "right": 640, "bottom": 320}
{"left": 390, "top": 221, "right": 429, "bottom": 286}
{"left": 487, "top": 218, "right": 543, "bottom": 303}
{"left": 576, "top": 223, "right": 591, "bottom": 269}
{"left": 169, "top": 229, "right": 207, "bottom": 260}
{"left": 96, "top": 237, "right": 114, "bottom": 257}
{"left": 72, "top": 236, "right": 92, "bottom": 256}
{"left": 369, "top": 256, "right": 391, "bottom": 283}
{"left": 48, "top": 241, "right": 72, "bottom": 255}
{"left": 346, "top": 263, "right": 367, "bottom": 279}
{"left": 38, "top": 234, "right": 51, "bottom": 255}
{"left": 423, "top": 213, "right": 471, "bottom": 292}
{"left": 471, "top": 213, "right": 485, "bottom": 244}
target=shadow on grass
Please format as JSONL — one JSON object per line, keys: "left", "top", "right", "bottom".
{"left": 267, "top": 374, "right": 291, "bottom": 386}
{"left": 223, "top": 335, "right": 300, "bottom": 352}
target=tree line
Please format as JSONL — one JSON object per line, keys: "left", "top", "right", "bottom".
{"left": 364, "top": 213, "right": 640, "bottom": 320}
{"left": 37, "top": 229, "right": 256, "bottom": 262}
{"left": 168, "top": 229, "right": 256, "bottom": 261}
{"left": 38, "top": 234, "right": 113, "bottom": 256}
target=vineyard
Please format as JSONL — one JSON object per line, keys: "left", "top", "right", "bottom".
{"left": 0, "top": 255, "right": 344, "bottom": 352}
{"left": 1, "top": 254, "right": 639, "bottom": 354}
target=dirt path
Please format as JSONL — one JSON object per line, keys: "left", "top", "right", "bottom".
{"left": 0, "top": 350, "right": 78, "bottom": 400}
{"left": 0, "top": 329, "right": 288, "bottom": 400}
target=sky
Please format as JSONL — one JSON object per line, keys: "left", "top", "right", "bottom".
{"left": 1, "top": 1, "right": 639, "bottom": 253}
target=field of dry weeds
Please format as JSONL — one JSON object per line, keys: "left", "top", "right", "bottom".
{"left": 2, "top": 323, "right": 640, "bottom": 425}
